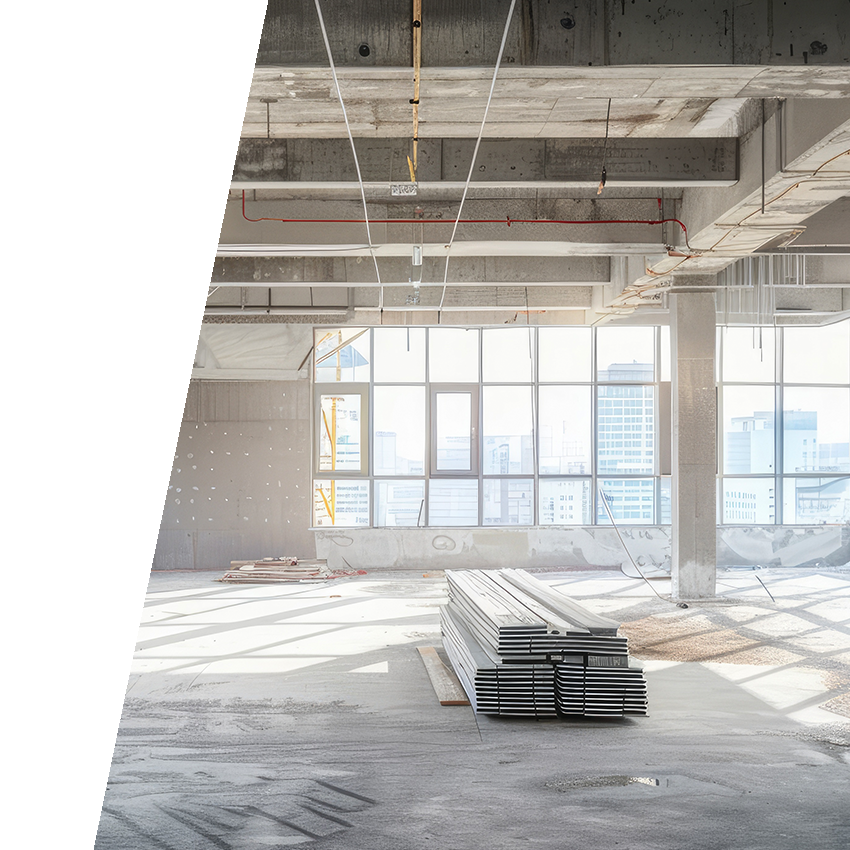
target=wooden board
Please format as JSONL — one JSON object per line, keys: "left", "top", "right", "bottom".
{"left": 417, "top": 646, "right": 470, "bottom": 706}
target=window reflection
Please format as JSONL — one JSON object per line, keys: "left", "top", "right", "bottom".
{"left": 483, "top": 327, "right": 533, "bottom": 382}
{"left": 429, "top": 479, "right": 478, "bottom": 526}
{"left": 373, "top": 327, "right": 425, "bottom": 382}
{"left": 309, "top": 321, "right": 849, "bottom": 529}
{"left": 374, "top": 481, "right": 425, "bottom": 527}
{"left": 784, "top": 322, "right": 849, "bottom": 385}
{"left": 597, "top": 326, "right": 654, "bottom": 382}
{"left": 539, "top": 479, "right": 592, "bottom": 525}
{"left": 722, "top": 386, "right": 775, "bottom": 475}
{"left": 429, "top": 328, "right": 479, "bottom": 382}
{"left": 783, "top": 477, "right": 850, "bottom": 524}
{"left": 314, "top": 328, "right": 370, "bottom": 382}
{"left": 319, "top": 394, "right": 362, "bottom": 471}
{"left": 783, "top": 387, "right": 850, "bottom": 474}
{"left": 373, "top": 387, "right": 425, "bottom": 475}
{"left": 313, "top": 480, "right": 369, "bottom": 527}
{"left": 482, "top": 386, "right": 534, "bottom": 475}
{"left": 483, "top": 479, "right": 533, "bottom": 525}
{"left": 539, "top": 386, "right": 591, "bottom": 474}
{"left": 597, "top": 386, "right": 654, "bottom": 475}
{"left": 721, "top": 478, "right": 775, "bottom": 524}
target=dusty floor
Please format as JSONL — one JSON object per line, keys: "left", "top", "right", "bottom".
{"left": 96, "top": 567, "right": 850, "bottom": 850}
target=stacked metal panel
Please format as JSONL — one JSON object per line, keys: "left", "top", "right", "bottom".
{"left": 441, "top": 569, "right": 647, "bottom": 719}
{"left": 555, "top": 662, "right": 648, "bottom": 718}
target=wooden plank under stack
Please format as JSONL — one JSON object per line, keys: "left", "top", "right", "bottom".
{"left": 441, "top": 569, "right": 648, "bottom": 719}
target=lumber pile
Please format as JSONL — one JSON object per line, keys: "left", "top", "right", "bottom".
{"left": 441, "top": 569, "right": 648, "bottom": 719}
{"left": 219, "top": 558, "right": 332, "bottom": 583}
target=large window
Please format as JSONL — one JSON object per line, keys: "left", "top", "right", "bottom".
{"left": 312, "top": 325, "right": 660, "bottom": 527}
{"left": 312, "top": 321, "right": 849, "bottom": 527}
{"left": 718, "top": 321, "right": 850, "bottom": 525}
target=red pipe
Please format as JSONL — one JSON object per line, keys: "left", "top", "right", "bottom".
{"left": 240, "top": 191, "right": 692, "bottom": 246}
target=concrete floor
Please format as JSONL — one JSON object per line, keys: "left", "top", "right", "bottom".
{"left": 97, "top": 568, "right": 850, "bottom": 850}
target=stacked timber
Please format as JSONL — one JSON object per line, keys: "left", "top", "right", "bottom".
{"left": 219, "top": 558, "right": 331, "bottom": 583}
{"left": 441, "top": 569, "right": 647, "bottom": 719}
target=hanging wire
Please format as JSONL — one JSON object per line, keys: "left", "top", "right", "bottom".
{"left": 312, "top": 0, "right": 382, "bottom": 310}
{"left": 437, "top": 0, "right": 517, "bottom": 323}
{"left": 597, "top": 98, "right": 612, "bottom": 195}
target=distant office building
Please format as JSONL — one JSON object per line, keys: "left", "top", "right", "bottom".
{"left": 595, "top": 363, "right": 655, "bottom": 522}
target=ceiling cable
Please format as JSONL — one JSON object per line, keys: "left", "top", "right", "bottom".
{"left": 597, "top": 98, "right": 612, "bottom": 196}
{"left": 438, "top": 0, "right": 517, "bottom": 323}
{"left": 312, "top": 0, "right": 383, "bottom": 309}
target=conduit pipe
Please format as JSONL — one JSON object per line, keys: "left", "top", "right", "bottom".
{"left": 240, "top": 191, "right": 693, "bottom": 248}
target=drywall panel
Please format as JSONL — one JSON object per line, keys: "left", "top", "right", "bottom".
{"left": 154, "top": 380, "right": 314, "bottom": 569}
{"left": 152, "top": 529, "right": 195, "bottom": 571}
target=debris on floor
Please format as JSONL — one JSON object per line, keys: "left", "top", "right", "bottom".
{"left": 218, "top": 558, "right": 367, "bottom": 583}
{"left": 230, "top": 556, "right": 299, "bottom": 568}
{"left": 442, "top": 568, "right": 647, "bottom": 718}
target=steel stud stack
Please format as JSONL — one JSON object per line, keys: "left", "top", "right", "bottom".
{"left": 441, "top": 569, "right": 648, "bottom": 719}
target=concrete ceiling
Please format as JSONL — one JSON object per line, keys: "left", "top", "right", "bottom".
{"left": 211, "top": 0, "right": 850, "bottom": 328}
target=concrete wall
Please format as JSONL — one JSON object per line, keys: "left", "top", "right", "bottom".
{"left": 153, "top": 380, "right": 315, "bottom": 570}
{"left": 315, "top": 524, "right": 849, "bottom": 572}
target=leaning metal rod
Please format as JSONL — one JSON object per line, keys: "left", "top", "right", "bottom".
{"left": 598, "top": 486, "right": 676, "bottom": 604}
{"left": 754, "top": 573, "right": 776, "bottom": 603}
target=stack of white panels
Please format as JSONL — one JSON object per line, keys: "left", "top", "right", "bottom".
{"left": 554, "top": 663, "right": 649, "bottom": 717}
{"left": 441, "top": 569, "right": 647, "bottom": 719}
{"left": 441, "top": 603, "right": 557, "bottom": 716}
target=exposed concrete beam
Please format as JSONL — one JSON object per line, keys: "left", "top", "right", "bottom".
{"left": 200, "top": 308, "right": 590, "bottom": 326}
{"left": 210, "top": 255, "right": 610, "bottom": 286}
{"left": 217, "top": 241, "right": 668, "bottom": 258}
{"left": 615, "top": 100, "right": 850, "bottom": 305}
{"left": 232, "top": 138, "right": 737, "bottom": 188}
{"left": 256, "top": 0, "right": 850, "bottom": 69}
{"left": 207, "top": 285, "right": 350, "bottom": 308}
{"left": 245, "top": 66, "right": 850, "bottom": 140}
{"left": 206, "top": 284, "right": 592, "bottom": 312}
{"left": 781, "top": 196, "right": 850, "bottom": 248}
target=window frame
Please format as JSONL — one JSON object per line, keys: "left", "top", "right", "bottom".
{"left": 313, "top": 382, "right": 370, "bottom": 478}
{"left": 310, "top": 320, "right": 850, "bottom": 529}
{"left": 430, "top": 384, "right": 480, "bottom": 477}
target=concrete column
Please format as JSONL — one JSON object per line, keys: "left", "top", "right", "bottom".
{"left": 670, "top": 291, "right": 717, "bottom": 599}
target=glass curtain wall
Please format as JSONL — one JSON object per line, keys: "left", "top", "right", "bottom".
{"left": 313, "top": 324, "right": 660, "bottom": 527}
{"left": 718, "top": 322, "right": 850, "bottom": 525}
{"left": 313, "top": 320, "right": 849, "bottom": 527}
